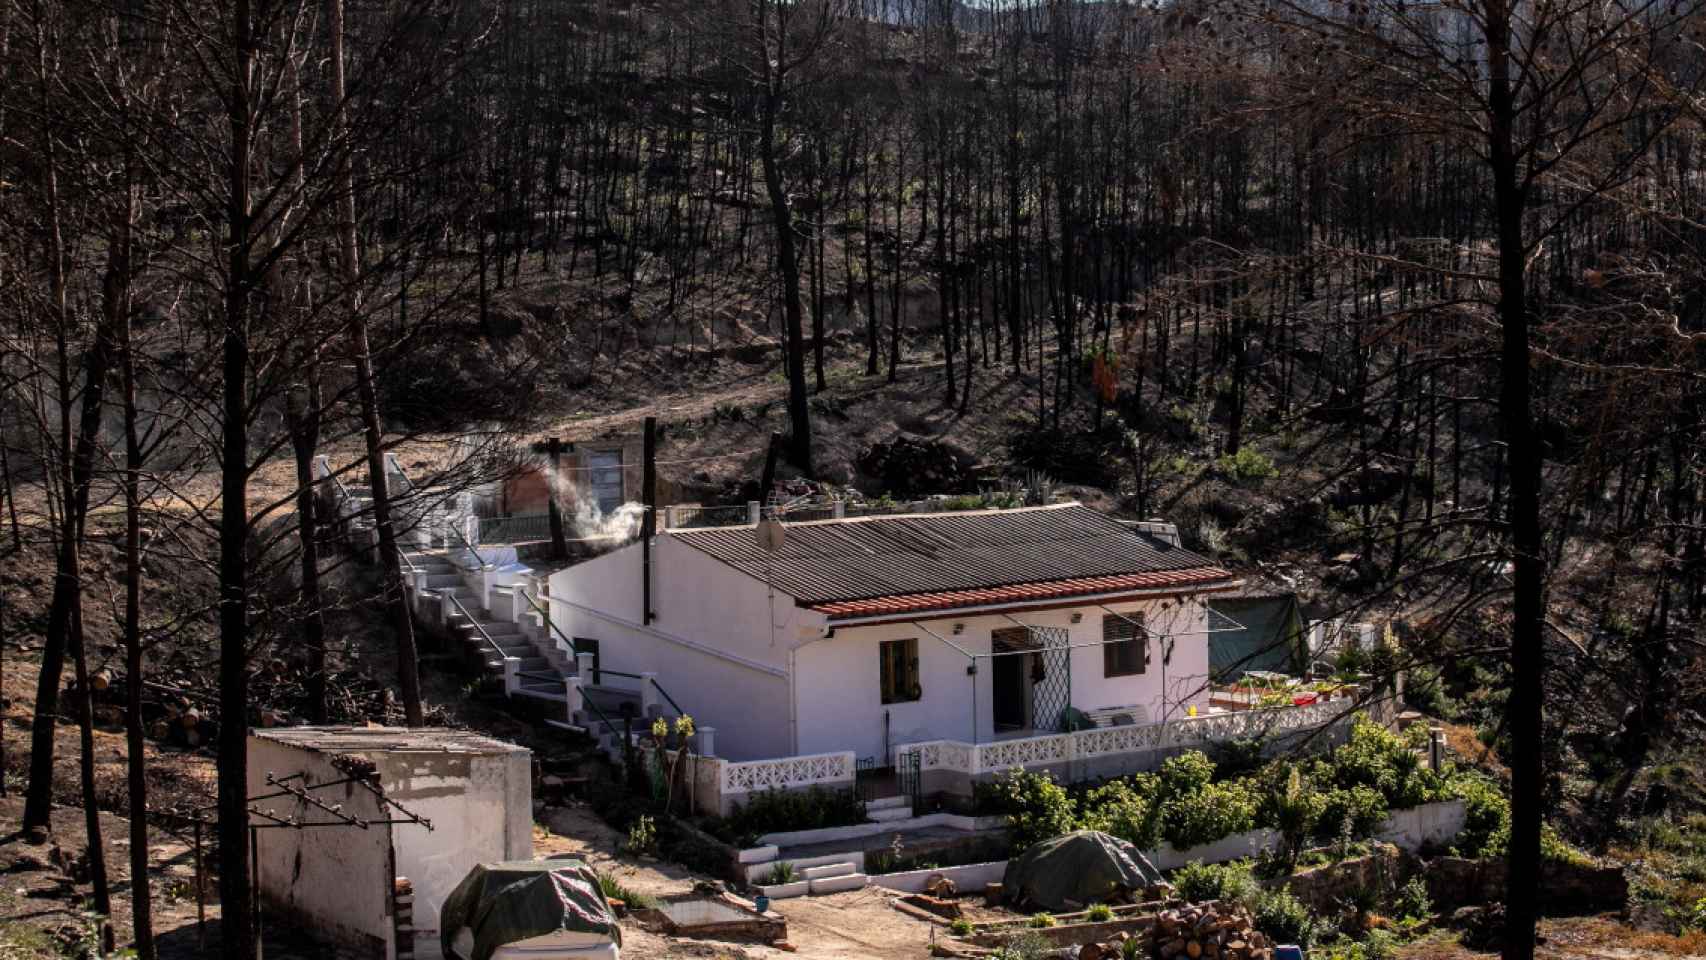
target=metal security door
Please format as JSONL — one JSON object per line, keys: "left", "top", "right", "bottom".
{"left": 1029, "top": 626, "right": 1072, "bottom": 732}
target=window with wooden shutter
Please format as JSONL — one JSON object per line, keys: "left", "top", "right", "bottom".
{"left": 1103, "top": 613, "right": 1147, "bottom": 677}
{"left": 880, "top": 638, "right": 921, "bottom": 703}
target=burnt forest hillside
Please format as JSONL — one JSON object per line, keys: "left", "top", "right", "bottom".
{"left": 3, "top": 0, "right": 1706, "bottom": 957}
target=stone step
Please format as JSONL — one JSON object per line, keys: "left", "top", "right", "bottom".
{"left": 515, "top": 657, "right": 552, "bottom": 673}
{"left": 808, "top": 873, "right": 868, "bottom": 895}
{"left": 423, "top": 574, "right": 462, "bottom": 588}
{"left": 867, "top": 805, "right": 915, "bottom": 823}
{"left": 865, "top": 795, "right": 911, "bottom": 812}
{"left": 801, "top": 862, "right": 857, "bottom": 881}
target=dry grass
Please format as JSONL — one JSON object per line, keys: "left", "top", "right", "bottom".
{"left": 1439, "top": 721, "right": 1509, "bottom": 780}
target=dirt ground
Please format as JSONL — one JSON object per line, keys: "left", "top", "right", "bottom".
{"left": 536, "top": 803, "right": 944, "bottom": 960}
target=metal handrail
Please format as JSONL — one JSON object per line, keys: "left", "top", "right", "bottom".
{"left": 595, "top": 668, "right": 644, "bottom": 680}
{"left": 447, "top": 514, "right": 490, "bottom": 571}
{"left": 443, "top": 590, "right": 505, "bottom": 662}
{"left": 519, "top": 588, "right": 581, "bottom": 660}
{"left": 651, "top": 678, "right": 684, "bottom": 717}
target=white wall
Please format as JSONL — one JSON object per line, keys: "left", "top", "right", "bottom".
{"left": 795, "top": 596, "right": 1214, "bottom": 762}
{"left": 378, "top": 750, "right": 531, "bottom": 957}
{"left": 546, "top": 536, "right": 806, "bottom": 760}
{"left": 247, "top": 740, "right": 396, "bottom": 959}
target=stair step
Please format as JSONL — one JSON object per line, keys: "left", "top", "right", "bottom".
{"left": 801, "top": 862, "right": 857, "bottom": 881}
{"left": 868, "top": 805, "right": 915, "bottom": 823}
{"left": 516, "top": 657, "right": 552, "bottom": 673}
{"left": 808, "top": 873, "right": 868, "bottom": 895}
{"left": 515, "top": 687, "right": 568, "bottom": 704}
{"left": 865, "top": 795, "right": 911, "bottom": 812}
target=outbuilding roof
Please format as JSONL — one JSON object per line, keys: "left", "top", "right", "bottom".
{"left": 667, "top": 503, "right": 1234, "bottom": 620}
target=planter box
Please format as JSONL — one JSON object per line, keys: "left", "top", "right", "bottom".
{"left": 755, "top": 880, "right": 811, "bottom": 900}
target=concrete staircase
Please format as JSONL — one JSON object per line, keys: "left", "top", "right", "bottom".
{"left": 865, "top": 795, "right": 915, "bottom": 823}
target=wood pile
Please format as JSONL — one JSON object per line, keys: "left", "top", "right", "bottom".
{"left": 1152, "top": 902, "right": 1271, "bottom": 960}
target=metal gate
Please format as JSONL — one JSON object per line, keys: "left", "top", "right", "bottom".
{"left": 855, "top": 755, "right": 881, "bottom": 802}
{"left": 1029, "top": 626, "right": 1073, "bottom": 732}
{"left": 896, "top": 749, "right": 922, "bottom": 809}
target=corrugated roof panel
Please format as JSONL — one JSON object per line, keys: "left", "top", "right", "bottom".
{"left": 667, "top": 503, "right": 1225, "bottom": 607}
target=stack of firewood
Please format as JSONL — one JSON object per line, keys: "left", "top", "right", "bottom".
{"left": 1152, "top": 902, "right": 1271, "bottom": 960}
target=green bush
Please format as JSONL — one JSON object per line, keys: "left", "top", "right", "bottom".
{"left": 991, "top": 933, "right": 1051, "bottom": 960}
{"left": 1171, "top": 860, "right": 1257, "bottom": 905}
{"left": 1250, "top": 888, "right": 1328, "bottom": 948}
{"left": 1086, "top": 903, "right": 1115, "bottom": 922}
{"left": 949, "top": 918, "right": 974, "bottom": 937}
{"left": 1392, "top": 877, "right": 1431, "bottom": 922}
{"left": 1029, "top": 912, "right": 1057, "bottom": 928}
{"left": 999, "top": 770, "right": 1079, "bottom": 850}
{"left": 596, "top": 871, "right": 657, "bottom": 910}
{"left": 1163, "top": 779, "right": 1259, "bottom": 849}
{"left": 705, "top": 787, "right": 867, "bottom": 846}
{"left": 1315, "top": 718, "right": 1447, "bottom": 811}
{"left": 1449, "top": 774, "right": 1510, "bottom": 857}
{"left": 1216, "top": 448, "right": 1278, "bottom": 485}
{"left": 1078, "top": 778, "right": 1160, "bottom": 850}
{"left": 1314, "top": 786, "right": 1389, "bottom": 842}
{"left": 624, "top": 814, "right": 658, "bottom": 856}
{"left": 765, "top": 861, "right": 798, "bottom": 885}
{"left": 1265, "top": 767, "right": 1326, "bottom": 868}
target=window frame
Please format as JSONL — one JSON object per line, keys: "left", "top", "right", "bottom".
{"left": 879, "top": 637, "right": 922, "bottom": 704}
{"left": 1102, "top": 612, "right": 1148, "bottom": 678}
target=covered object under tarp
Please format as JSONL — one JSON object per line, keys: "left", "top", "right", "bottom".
{"left": 439, "top": 858, "right": 620, "bottom": 960}
{"left": 1002, "top": 831, "right": 1164, "bottom": 912}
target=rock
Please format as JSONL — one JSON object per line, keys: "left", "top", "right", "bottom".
{"left": 1078, "top": 943, "right": 1107, "bottom": 960}
{"left": 1162, "top": 939, "right": 1188, "bottom": 958}
{"left": 1186, "top": 939, "right": 1203, "bottom": 959}
{"left": 900, "top": 894, "right": 963, "bottom": 920}
{"left": 924, "top": 873, "right": 958, "bottom": 898}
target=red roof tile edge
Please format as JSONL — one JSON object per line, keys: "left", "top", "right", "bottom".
{"left": 809, "top": 567, "right": 1236, "bottom": 619}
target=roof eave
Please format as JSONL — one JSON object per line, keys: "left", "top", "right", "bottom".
{"left": 819, "top": 577, "right": 1242, "bottom": 629}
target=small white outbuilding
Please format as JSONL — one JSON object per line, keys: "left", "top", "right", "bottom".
{"left": 247, "top": 726, "right": 532, "bottom": 960}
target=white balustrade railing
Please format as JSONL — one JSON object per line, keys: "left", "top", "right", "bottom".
{"left": 717, "top": 750, "right": 856, "bottom": 794}
{"left": 895, "top": 697, "right": 1356, "bottom": 777}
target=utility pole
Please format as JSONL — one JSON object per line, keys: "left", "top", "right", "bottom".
{"left": 541, "top": 437, "right": 568, "bottom": 561}
{"left": 642, "top": 417, "right": 657, "bottom": 624}
{"left": 759, "top": 431, "right": 783, "bottom": 519}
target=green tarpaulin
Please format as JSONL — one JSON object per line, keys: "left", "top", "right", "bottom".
{"left": 440, "top": 858, "right": 620, "bottom": 960}
{"left": 1002, "top": 830, "right": 1163, "bottom": 912}
{"left": 1209, "top": 595, "right": 1304, "bottom": 680}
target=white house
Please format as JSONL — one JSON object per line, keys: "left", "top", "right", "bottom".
{"left": 543, "top": 503, "right": 1238, "bottom": 765}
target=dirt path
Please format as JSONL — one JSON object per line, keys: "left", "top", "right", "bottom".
{"left": 536, "top": 804, "right": 940, "bottom": 959}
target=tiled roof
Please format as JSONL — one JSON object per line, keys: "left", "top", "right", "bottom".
{"left": 667, "top": 503, "right": 1233, "bottom": 617}
{"left": 809, "top": 568, "right": 1236, "bottom": 619}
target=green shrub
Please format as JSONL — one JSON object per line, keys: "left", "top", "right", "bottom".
{"left": 705, "top": 787, "right": 867, "bottom": 846}
{"left": 999, "top": 770, "right": 1078, "bottom": 850}
{"left": 1449, "top": 774, "right": 1510, "bottom": 857}
{"left": 1250, "top": 888, "right": 1327, "bottom": 948}
{"left": 1216, "top": 448, "right": 1278, "bottom": 485}
{"left": 949, "top": 918, "right": 974, "bottom": 937}
{"left": 1159, "top": 751, "right": 1217, "bottom": 796}
{"left": 765, "top": 861, "right": 799, "bottom": 885}
{"left": 1265, "top": 767, "right": 1326, "bottom": 869}
{"left": 991, "top": 933, "right": 1051, "bottom": 960}
{"left": 1392, "top": 877, "right": 1431, "bottom": 922}
{"left": 1163, "top": 779, "right": 1259, "bottom": 849}
{"left": 1171, "top": 860, "right": 1257, "bottom": 905}
{"left": 624, "top": 814, "right": 658, "bottom": 856}
{"left": 1314, "top": 786, "right": 1389, "bottom": 843}
{"left": 1078, "top": 777, "right": 1160, "bottom": 850}
{"left": 1086, "top": 903, "right": 1115, "bottom": 922}
{"left": 1316, "top": 718, "right": 1446, "bottom": 811}
{"left": 1029, "top": 912, "right": 1057, "bottom": 928}
{"left": 1121, "top": 937, "right": 1145, "bottom": 959}
{"left": 596, "top": 871, "right": 657, "bottom": 910}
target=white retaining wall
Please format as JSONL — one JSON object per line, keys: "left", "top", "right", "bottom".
{"left": 866, "top": 800, "right": 1469, "bottom": 892}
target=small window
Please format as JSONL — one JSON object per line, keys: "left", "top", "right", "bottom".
{"left": 585, "top": 449, "right": 624, "bottom": 514}
{"left": 1103, "top": 613, "right": 1147, "bottom": 677}
{"left": 880, "top": 638, "right": 922, "bottom": 703}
